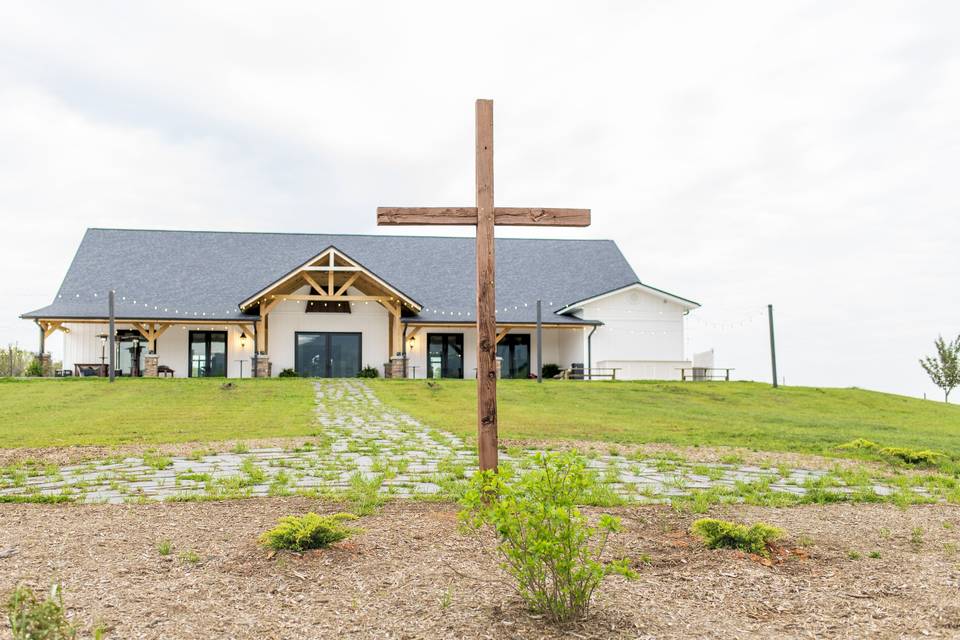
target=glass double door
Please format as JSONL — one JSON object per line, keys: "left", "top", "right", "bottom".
{"left": 295, "top": 332, "right": 362, "bottom": 378}
{"left": 189, "top": 331, "right": 227, "bottom": 377}
{"left": 497, "top": 334, "right": 531, "bottom": 379}
{"left": 427, "top": 333, "right": 464, "bottom": 379}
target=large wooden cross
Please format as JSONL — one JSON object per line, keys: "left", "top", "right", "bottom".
{"left": 377, "top": 99, "right": 590, "bottom": 471}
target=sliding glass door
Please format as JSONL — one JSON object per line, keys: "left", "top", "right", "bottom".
{"left": 295, "top": 332, "right": 362, "bottom": 378}
{"left": 427, "top": 333, "right": 464, "bottom": 379}
{"left": 189, "top": 331, "right": 227, "bottom": 377}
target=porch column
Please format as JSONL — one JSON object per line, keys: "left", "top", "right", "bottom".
{"left": 144, "top": 353, "right": 159, "bottom": 377}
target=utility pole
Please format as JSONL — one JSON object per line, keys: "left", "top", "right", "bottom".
{"left": 536, "top": 299, "right": 542, "bottom": 383}
{"left": 108, "top": 290, "right": 116, "bottom": 382}
{"left": 768, "top": 304, "right": 778, "bottom": 388}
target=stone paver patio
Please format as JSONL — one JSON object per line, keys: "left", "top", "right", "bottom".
{"left": 0, "top": 379, "right": 931, "bottom": 504}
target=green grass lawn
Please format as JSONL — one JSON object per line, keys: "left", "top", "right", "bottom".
{"left": 3, "top": 377, "right": 959, "bottom": 460}
{"left": 0, "top": 378, "right": 315, "bottom": 448}
{"left": 369, "top": 379, "right": 960, "bottom": 458}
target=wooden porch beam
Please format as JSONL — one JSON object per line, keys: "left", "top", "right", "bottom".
{"left": 152, "top": 323, "right": 171, "bottom": 344}
{"left": 286, "top": 294, "right": 393, "bottom": 302}
{"left": 40, "top": 321, "right": 68, "bottom": 339}
{"left": 495, "top": 327, "right": 511, "bottom": 344}
{"left": 334, "top": 272, "right": 361, "bottom": 297}
{"left": 301, "top": 266, "right": 362, "bottom": 272}
{"left": 260, "top": 298, "right": 282, "bottom": 317}
{"left": 300, "top": 272, "right": 325, "bottom": 295}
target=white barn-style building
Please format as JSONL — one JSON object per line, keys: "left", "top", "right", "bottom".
{"left": 22, "top": 228, "right": 701, "bottom": 380}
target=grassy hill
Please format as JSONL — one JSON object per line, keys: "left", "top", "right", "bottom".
{"left": 369, "top": 379, "right": 960, "bottom": 458}
{"left": 0, "top": 378, "right": 315, "bottom": 448}
{"left": 2, "top": 378, "right": 957, "bottom": 461}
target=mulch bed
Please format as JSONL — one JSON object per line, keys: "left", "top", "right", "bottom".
{"left": 1, "top": 499, "right": 958, "bottom": 639}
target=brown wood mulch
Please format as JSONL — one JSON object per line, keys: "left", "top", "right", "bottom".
{"left": 1, "top": 499, "right": 958, "bottom": 639}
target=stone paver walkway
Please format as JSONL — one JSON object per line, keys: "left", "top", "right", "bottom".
{"left": 0, "top": 379, "right": 930, "bottom": 504}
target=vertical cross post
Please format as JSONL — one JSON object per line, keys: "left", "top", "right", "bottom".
{"left": 475, "top": 99, "right": 498, "bottom": 471}
{"left": 375, "top": 99, "right": 591, "bottom": 472}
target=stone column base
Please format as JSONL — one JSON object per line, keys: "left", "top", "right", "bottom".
{"left": 38, "top": 352, "right": 53, "bottom": 377}
{"left": 144, "top": 354, "right": 159, "bottom": 377}
{"left": 389, "top": 357, "right": 407, "bottom": 379}
{"left": 495, "top": 356, "right": 503, "bottom": 380}
{"left": 255, "top": 355, "right": 272, "bottom": 378}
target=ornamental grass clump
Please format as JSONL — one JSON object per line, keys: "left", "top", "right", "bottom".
{"left": 691, "top": 518, "right": 784, "bottom": 557}
{"left": 259, "top": 512, "right": 359, "bottom": 552}
{"left": 7, "top": 584, "right": 76, "bottom": 640}
{"left": 459, "top": 452, "right": 637, "bottom": 624}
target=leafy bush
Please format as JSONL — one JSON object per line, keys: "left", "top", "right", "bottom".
{"left": 356, "top": 365, "right": 379, "bottom": 379}
{"left": 878, "top": 446, "right": 946, "bottom": 467}
{"left": 24, "top": 359, "right": 44, "bottom": 377}
{"left": 691, "top": 518, "right": 784, "bottom": 557}
{"left": 7, "top": 584, "right": 76, "bottom": 640}
{"left": 837, "top": 439, "right": 949, "bottom": 467}
{"left": 259, "top": 512, "right": 359, "bottom": 551}
{"left": 541, "top": 363, "right": 561, "bottom": 379}
{"left": 277, "top": 368, "right": 298, "bottom": 378}
{"left": 459, "top": 452, "right": 637, "bottom": 623}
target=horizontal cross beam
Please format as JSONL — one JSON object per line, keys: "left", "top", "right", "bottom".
{"left": 282, "top": 294, "right": 394, "bottom": 302}
{"left": 377, "top": 207, "right": 590, "bottom": 227}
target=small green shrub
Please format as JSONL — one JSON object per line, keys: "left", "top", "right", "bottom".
{"left": 459, "top": 452, "right": 637, "bottom": 623}
{"left": 24, "top": 359, "right": 44, "bottom": 377}
{"left": 356, "top": 365, "right": 379, "bottom": 379}
{"left": 259, "top": 512, "right": 359, "bottom": 551}
{"left": 7, "top": 584, "right": 76, "bottom": 640}
{"left": 837, "top": 439, "right": 949, "bottom": 468}
{"left": 541, "top": 363, "right": 561, "bottom": 379}
{"left": 157, "top": 539, "right": 172, "bottom": 556}
{"left": 878, "top": 447, "right": 946, "bottom": 467}
{"left": 691, "top": 518, "right": 784, "bottom": 557}
{"left": 837, "top": 438, "right": 880, "bottom": 451}
{"left": 278, "top": 368, "right": 298, "bottom": 378}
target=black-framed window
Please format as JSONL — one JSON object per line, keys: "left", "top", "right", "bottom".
{"left": 295, "top": 332, "right": 362, "bottom": 378}
{"left": 497, "top": 334, "right": 531, "bottom": 379}
{"left": 427, "top": 333, "right": 464, "bottom": 379}
{"left": 189, "top": 331, "right": 227, "bottom": 377}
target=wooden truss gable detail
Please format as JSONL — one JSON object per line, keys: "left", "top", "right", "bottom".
{"left": 240, "top": 247, "right": 419, "bottom": 356}
{"left": 239, "top": 247, "right": 420, "bottom": 314}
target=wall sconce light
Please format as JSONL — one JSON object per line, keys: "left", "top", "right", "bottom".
{"left": 239, "top": 331, "right": 247, "bottom": 350}
{"left": 408, "top": 335, "right": 416, "bottom": 350}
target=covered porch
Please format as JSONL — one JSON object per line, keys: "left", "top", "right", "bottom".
{"left": 37, "top": 318, "right": 258, "bottom": 378}
{"left": 399, "top": 321, "right": 593, "bottom": 380}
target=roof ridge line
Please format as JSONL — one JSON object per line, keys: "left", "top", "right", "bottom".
{"left": 84, "top": 227, "right": 617, "bottom": 243}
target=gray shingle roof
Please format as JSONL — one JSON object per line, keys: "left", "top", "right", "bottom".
{"left": 21, "top": 228, "right": 693, "bottom": 324}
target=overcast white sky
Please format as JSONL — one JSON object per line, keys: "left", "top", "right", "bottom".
{"left": 1, "top": 1, "right": 958, "bottom": 399}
